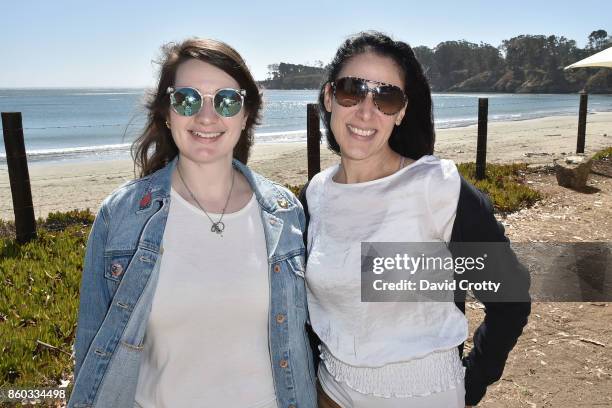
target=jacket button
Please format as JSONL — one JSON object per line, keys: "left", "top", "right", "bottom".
{"left": 273, "top": 265, "right": 281, "bottom": 273}
{"left": 279, "top": 359, "right": 288, "bottom": 368}
{"left": 277, "top": 198, "right": 288, "bottom": 209}
{"left": 276, "top": 314, "right": 285, "bottom": 324}
{"left": 269, "top": 218, "right": 277, "bottom": 225}
{"left": 111, "top": 263, "right": 123, "bottom": 277}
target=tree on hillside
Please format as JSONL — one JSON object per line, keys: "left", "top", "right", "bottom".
{"left": 261, "top": 30, "right": 611, "bottom": 92}
{"left": 267, "top": 64, "right": 280, "bottom": 80}
{"left": 261, "top": 62, "right": 326, "bottom": 89}
{"left": 502, "top": 35, "right": 549, "bottom": 71}
{"left": 431, "top": 41, "right": 476, "bottom": 88}
{"left": 428, "top": 41, "right": 505, "bottom": 89}
{"left": 472, "top": 43, "right": 505, "bottom": 73}
{"left": 588, "top": 30, "right": 609, "bottom": 51}
{"left": 413, "top": 46, "right": 434, "bottom": 73}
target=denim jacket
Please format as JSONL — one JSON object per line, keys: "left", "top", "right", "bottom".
{"left": 68, "top": 158, "right": 317, "bottom": 408}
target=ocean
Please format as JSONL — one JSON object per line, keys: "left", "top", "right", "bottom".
{"left": 1, "top": 89, "right": 611, "bottom": 164}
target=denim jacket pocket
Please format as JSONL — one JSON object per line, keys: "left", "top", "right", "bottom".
{"left": 120, "top": 339, "right": 145, "bottom": 351}
{"left": 103, "top": 250, "right": 135, "bottom": 297}
{"left": 286, "top": 253, "right": 307, "bottom": 309}
{"left": 286, "top": 253, "right": 305, "bottom": 278}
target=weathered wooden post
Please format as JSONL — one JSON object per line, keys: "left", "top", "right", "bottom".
{"left": 576, "top": 92, "right": 588, "bottom": 154}
{"left": 2, "top": 112, "right": 37, "bottom": 243}
{"left": 306, "top": 103, "right": 321, "bottom": 180}
{"left": 476, "top": 98, "right": 489, "bottom": 180}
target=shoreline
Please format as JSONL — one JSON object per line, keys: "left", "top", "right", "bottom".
{"left": 2, "top": 108, "right": 612, "bottom": 165}
{"left": 1, "top": 112, "right": 611, "bottom": 220}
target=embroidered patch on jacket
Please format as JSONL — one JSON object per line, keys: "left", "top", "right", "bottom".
{"left": 110, "top": 263, "right": 124, "bottom": 277}
{"left": 277, "top": 198, "right": 289, "bottom": 209}
{"left": 139, "top": 192, "right": 152, "bottom": 209}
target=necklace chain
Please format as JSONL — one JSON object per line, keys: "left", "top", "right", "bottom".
{"left": 176, "top": 162, "right": 235, "bottom": 236}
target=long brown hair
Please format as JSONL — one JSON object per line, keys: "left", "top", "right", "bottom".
{"left": 132, "top": 38, "right": 262, "bottom": 177}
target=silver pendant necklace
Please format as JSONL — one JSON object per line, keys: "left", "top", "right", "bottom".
{"left": 176, "top": 162, "right": 235, "bottom": 236}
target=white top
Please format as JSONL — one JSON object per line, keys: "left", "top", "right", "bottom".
{"left": 305, "top": 155, "right": 468, "bottom": 397}
{"left": 318, "top": 359, "right": 465, "bottom": 407}
{"left": 134, "top": 189, "right": 276, "bottom": 408}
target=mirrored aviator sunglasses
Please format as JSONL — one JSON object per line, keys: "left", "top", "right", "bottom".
{"left": 167, "top": 86, "right": 246, "bottom": 117}
{"left": 331, "top": 77, "right": 407, "bottom": 115}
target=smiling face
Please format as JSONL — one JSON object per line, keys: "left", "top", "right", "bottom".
{"left": 168, "top": 59, "right": 247, "bottom": 166}
{"left": 324, "top": 52, "right": 407, "bottom": 163}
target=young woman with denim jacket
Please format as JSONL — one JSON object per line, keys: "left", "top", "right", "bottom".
{"left": 68, "top": 38, "right": 316, "bottom": 408}
{"left": 299, "top": 32, "right": 530, "bottom": 407}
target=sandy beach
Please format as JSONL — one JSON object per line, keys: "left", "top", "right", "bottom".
{"left": 1, "top": 112, "right": 611, "bottom": 221}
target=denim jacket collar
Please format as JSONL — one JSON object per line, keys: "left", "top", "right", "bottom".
{"left": 134, "top": 156, "right": 293, "bottom": 259}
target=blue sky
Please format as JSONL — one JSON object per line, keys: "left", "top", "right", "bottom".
{"left": 1, "top": 0, "right": 610, "bottom": 87}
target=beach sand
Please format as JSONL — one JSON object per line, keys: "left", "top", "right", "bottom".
{"left": 1, "top": 112, "right": 611, "bottom": 221}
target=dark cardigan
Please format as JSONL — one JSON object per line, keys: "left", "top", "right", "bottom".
{"left": 298, "top": 175, "right": 531, "bottom": 406}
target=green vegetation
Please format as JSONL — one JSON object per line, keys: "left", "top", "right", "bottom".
{"left": 592, "top": 146, "right": 612, "bottom": 160}
{"left": 260, "top": 30, "right": 611, "bottom": 93}
{"left": 260, "top": 62, "right": 325, "bottom": 89}
{"left": 284, "top": 184, "right": 302, "bottom": 197}
{"left": 0, "top": 210, "right": 93, "bottom": 397}
{"left": 0, "top": 171, "right": 539, "bottom": 393}
{"left": 417, "top": 32, "right": 612, "bottom": 93}
{"left": 39, "top": 210, "right": 94, "bottom": 232}
{"left": 286, "top": 165, "right": 540, "bottom": 213}
{"left": 457, "top": 163, "right": 541, "bottom": 213}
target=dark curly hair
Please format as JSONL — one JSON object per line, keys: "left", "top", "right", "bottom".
{"left": 133, "top": 38, "right": 262, "bottom": 177}
{"left": 319, "top": 31, "right": 435, "bottom": 160}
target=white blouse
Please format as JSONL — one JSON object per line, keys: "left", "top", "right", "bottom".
{"left": 305, "top": 155, "right": 467, "bottom": 397}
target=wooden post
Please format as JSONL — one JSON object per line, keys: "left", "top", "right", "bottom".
{"left": 306, "top": 103, "right": 321, "bottom": 180}
{"left": 576, "top": 92, "right": 588, "bottom": 154}
{"left": 2, "top": 112, "right": 37, "bottom": 243}
{"left": 476, "top": 98, "right": 488, "bottom": 180}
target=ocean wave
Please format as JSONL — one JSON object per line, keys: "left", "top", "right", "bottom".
{"left": 0, "top": 143, "right": 132, "bottom": 161}
{"left": 434, "top": 93, "right": 508, "bottom": 99}
{"left": 0, "top": 130, "right": 314, "bottom": 161}
{"left": 255, "top": 129, "right": 307, "bottom": 137}
{"left": 435, "top": 117, "right": 477, "bottom": 128}
{"left": 67, "top": 92, "right": 142, "bottom": 96}
{"left": 256, "top": 129, "right": 307, "bottom": 143}
{"left": 435, "top": 108, "right": 584, "bottom": 127}
{"left": 2, "top": 106, "right": 611, "bottom": 164}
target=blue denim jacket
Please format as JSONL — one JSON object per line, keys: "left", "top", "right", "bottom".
{"left": 68, "top": 158, "right": 317, "bottom": 408}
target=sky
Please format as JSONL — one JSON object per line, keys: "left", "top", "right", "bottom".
{"left": 0, "top": 0, "right": 610, "bottom": 87}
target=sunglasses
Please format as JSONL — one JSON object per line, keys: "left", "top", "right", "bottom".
{"left": 331, "top": 76, "right": 407, "bottom": 115}
{"left": 167, "top": 86, "right": 246, "bottom": 117}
